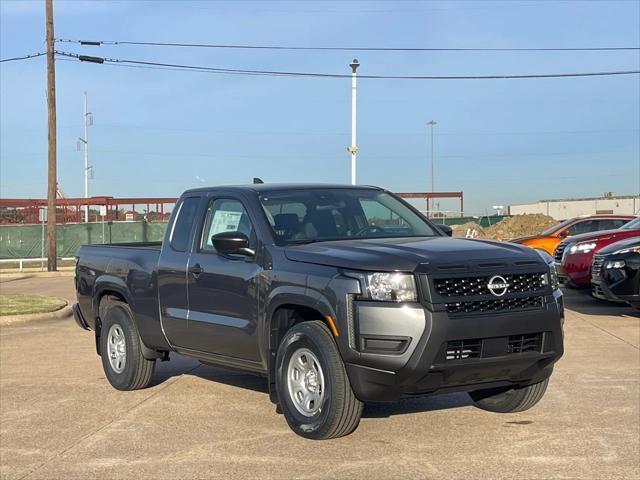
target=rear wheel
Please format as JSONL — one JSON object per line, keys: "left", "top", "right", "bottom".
{"left": 100, "top": 299, "right": 155, "bottom": 391}
{"left": 275, "top": 321, "right": 363, "bottom": 440}
{"left": 470, "top": 378, "right": 549, "bottom": 413}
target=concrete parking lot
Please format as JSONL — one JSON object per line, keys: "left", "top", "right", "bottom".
{"left": 1, "top": 275, "right": 638, "bottom": 479}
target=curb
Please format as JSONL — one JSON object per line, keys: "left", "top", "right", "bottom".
{"left": 0, "top": 271, "right": 74, "bottom": 280}
{"left": 0, "top": 274, "right": 35, "bottom": 283}
{"left": 0, "top": 304, "right": 72, "bottom": 326}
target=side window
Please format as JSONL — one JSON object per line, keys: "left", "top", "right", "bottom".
{"left": 200, "top": 198, "right": 255, "bottom": 252}
{"left": 566, "top": 220, "right": 594, "bottom": 236}
{"left": 597, "top": 219, "right": 626, "bottom": 231}
{"left": 169, "top": 197, "right": 200, "bottom": 252}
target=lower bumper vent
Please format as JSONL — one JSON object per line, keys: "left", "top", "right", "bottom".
{"left": 442, "top": 332, "right": 547, "bottom": 363}
{"left": 446, "top": 339, "right": 482, "bottom": 360}
{"left": 508, "top": 333, "right": 543, "bottom": 354}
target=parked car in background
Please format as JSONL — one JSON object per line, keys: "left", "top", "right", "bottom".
{"left": 592, "top": 237, "right": 640, "bottom": 307}
{"left": 554, "top": 216, "right": 640, "bottom": 287}
{"left": 511, "top": 215, "right": 633, "bottom": 255}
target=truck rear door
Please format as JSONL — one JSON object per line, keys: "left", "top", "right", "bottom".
{"left": 158, "top": 195, "right": 202, "bottom": 348}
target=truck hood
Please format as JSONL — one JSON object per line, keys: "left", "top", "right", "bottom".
{"left": 284, "top": 236, "right": 542, "bottom": 272}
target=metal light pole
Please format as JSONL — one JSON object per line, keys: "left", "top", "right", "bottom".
{"left": 347, "top": 59, "right": 360, "bottom": 185}
{"left": 78, "top": 91, "right": 92, "bottom": 222}
{"left": 427, "top": 120, "right": 437, "bottom": 216}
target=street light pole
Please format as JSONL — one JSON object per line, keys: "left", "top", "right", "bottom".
{"left": 427, "top": 120, "right": 437, "bottom": 216}
{"left": 348, "top": 59, "right": 360, "bottom": 185}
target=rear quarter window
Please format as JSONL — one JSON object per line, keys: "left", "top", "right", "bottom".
{"left": 169, "top": 197, "right": 200, "bottom": 252}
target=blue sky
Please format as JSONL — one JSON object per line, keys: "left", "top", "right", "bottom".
{"left": 1, "top": 0, "right": 639, "bottom": 214}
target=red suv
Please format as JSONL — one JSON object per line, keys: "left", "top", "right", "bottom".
{"left": 554, "top": 216, "right": 640, "bottom": 287}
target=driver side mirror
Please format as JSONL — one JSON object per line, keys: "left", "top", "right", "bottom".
{"left": 212, "top": 232, "right": 255, "bottom": 256}
{"left": 437, "top": 224, "right": 453, "bottom": 237}
{"left": 558, "top": 230, "right": 569, "bottom": 238}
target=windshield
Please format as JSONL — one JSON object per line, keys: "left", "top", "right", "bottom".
{"left": 621, "top": 217, "right": 640, "bottom": 230}
{"left": 259, "top": 188, "right": 440, "bottom": 244}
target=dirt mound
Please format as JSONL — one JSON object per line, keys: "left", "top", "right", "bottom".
{"left": 484, "top": 214, "right": 556, "bottom": 240}
{"left": 451, "top": 221, "right": 486, "bottom": 238}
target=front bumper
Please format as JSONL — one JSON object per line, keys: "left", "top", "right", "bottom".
{"left": 345, "top": 291, "right": 564, "bottom": 402}
{"left": 556, "top": 259, "right": 591, "bottom": 287}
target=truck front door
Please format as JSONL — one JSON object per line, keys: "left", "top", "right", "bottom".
{"left": 186, "top": 196, "right": 262, "bottom": 361}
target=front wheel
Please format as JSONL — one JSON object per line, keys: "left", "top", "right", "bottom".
{"left": 470, "top": 378, "right": 549, "bottom": 413}
{"left": 275, "top": 321, "right": 363, "bottom": 440}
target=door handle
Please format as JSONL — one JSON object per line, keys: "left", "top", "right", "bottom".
{"left": 189, "top": 263, "right": 203, "bottom": 277}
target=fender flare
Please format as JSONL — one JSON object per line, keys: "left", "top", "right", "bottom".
{"left": 91, "top": 275, "right": 161, "bottom": 359}
{"left": 263, "top": 288, "right": 337, "bottom": 404}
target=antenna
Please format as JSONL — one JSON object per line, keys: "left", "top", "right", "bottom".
{"left": 253, "top": 177, "right": 265, "bottom": 184}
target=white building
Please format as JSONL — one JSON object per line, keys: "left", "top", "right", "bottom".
{"left": 508, "top": 194, "right": 640, "bottom": 220}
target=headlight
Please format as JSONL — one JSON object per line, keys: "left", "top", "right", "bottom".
{"left": 568, "top": 242, "right": 597, "bottom": 254}
{"left": 541, "top": 262, "right": 560, "bottom": 289}
{"left": 534, "top": 250, "right": 560, "bottom": 290}
{"left": 613, "top": 246, "right": 640, "bottom": 255}
{"left": 348, "top": 272, "right": 417, "bottom": 302}
{"left": 605, "top": 260, "right": 626, "bottom": 269}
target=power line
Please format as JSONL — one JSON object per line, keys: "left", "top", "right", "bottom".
{"left": 0, "top": 52, "right": 46, "bottom": 63}
{"left": 55, "top": 38, "right": 640, "bottom": 52}
{"left": 55, "top": 51, "right": 640, "bottom": 80}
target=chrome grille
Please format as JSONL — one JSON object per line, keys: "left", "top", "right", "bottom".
{"left": 433, "top": 273, "right": 546, "bottom": 297}
{"left": 554, "top": 243, "right": 568, "bottom": 262}
{"left": 591, "top": 254, "right": 605, "bottom": 281}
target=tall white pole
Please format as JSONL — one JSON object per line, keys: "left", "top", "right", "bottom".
{"left": 348, "top": 59, "right": 360, "bottom": 185}
{"left": 427, "top": 120, "right": 437, "bottom": 215}
{"left": 83, "top": 92, "right": 89, "bottom": 222}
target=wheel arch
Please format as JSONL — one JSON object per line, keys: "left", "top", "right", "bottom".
{"left": 265, "top": 293, "right": 338, "bottom": 404}
{"left": 93, "top": 286, "right": 161, "bottom": 360}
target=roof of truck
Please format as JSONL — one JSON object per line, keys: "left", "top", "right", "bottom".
{"left": 183, "top": 183, "right": 383, "bottom": 194}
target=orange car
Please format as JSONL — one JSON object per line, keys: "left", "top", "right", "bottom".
{"left": 510, "top": 214, "right": 634, "bottom": 255}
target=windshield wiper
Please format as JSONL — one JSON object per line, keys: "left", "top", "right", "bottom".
{"left": 286, "top": 239, "right": 324, "bottom": 245}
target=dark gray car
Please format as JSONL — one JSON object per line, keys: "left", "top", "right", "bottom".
{"left": 73, "top": 184, "right": 564, "bottom": 439}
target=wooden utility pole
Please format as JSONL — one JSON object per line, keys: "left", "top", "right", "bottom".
{"left": 45, "top": 0, "right": 57, "bottom": 271}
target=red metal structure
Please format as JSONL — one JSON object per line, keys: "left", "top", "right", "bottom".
{"left": 396, "top": 191, "right": 464, "bottom": 217}
{"left": 0, "top": 196, "right": 177, "bottom": 224}
{"left": 1, "top": 191, "right": 464, "bottom": 224}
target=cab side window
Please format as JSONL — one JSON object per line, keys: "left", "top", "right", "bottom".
{"left": 169, "top": 197, "right": 200, "bottom": 252}
{"left": 200, "top": 198, "right": 255, "bottom": 252}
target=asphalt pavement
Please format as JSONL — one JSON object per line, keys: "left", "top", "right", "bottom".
{"left": 0, "top": 275, "right": 638, "bottom": 479}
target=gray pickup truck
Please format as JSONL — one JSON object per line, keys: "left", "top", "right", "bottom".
{"left": 74, "top": 184, "right": 564, "bottom": 439}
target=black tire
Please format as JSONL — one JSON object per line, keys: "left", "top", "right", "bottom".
{"left": 100, "top": 299, "right": 155, "bottom": 391}
{"left": 275, "top": 321, "right": 363, "bottom": 440}
{"left": 469, "top": 378, "right": 549, "bottom": 413}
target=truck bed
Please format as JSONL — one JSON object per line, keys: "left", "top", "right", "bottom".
{"left": 75, "top": 242, "right": 167, "bottom": 350}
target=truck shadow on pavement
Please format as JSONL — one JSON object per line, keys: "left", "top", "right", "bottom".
{"left": 561, "top": 288, "right": 639, "bottom": 317}
{"left": 150, "top": 354, "right": 473, "bottom": 418}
